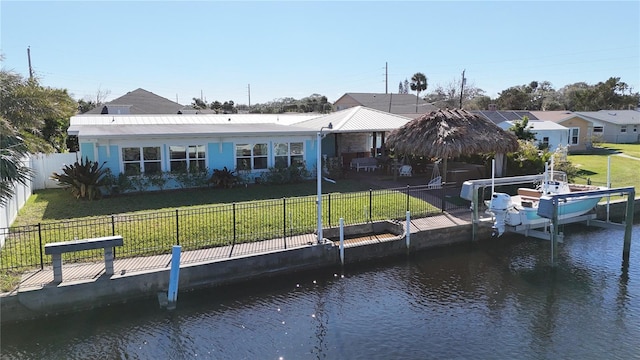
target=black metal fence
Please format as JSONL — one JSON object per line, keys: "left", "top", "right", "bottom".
{"left": 0, "top": 184, "right": 468, "bottom": 271}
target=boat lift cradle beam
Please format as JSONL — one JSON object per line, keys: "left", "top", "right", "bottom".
{"left": 538, "top": 186, "right": 635, "bottom": 267}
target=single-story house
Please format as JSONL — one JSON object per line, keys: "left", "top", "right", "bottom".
{"left": 574, "top": 110, "right": 640, "bottom": 144}
{"left": 67, "top": 107, "right": 413, "bottom": 188}
{"left": 497, "top": 120, "right": 568, "bottom": 151}
{"left": 333, "top": 93, "right": 438, "bottom": 118}
{"left": 474, "top": 110, "right": 569, "bottom": 152}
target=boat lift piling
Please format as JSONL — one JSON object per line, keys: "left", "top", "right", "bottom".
{"left": 537, "top": 186, "right": 634, "bottom": 267}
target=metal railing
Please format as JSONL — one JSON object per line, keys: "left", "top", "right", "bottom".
{"left": 0, "top": 184, "right": 468, "bottom": 272}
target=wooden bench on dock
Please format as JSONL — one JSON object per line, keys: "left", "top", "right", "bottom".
{"left": 44, "top": 235, "right": 124, "bottom": 283}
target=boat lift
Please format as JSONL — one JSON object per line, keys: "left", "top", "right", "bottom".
{"left": 538, "top": 186, "right": 635, "bottom": 267}
{"left": 462, "top": 177, "right": 635, "bottom": 267}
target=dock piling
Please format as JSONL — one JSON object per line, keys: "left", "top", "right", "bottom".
{"left": 167, "top": 245, "right": 182, "bottom": 310}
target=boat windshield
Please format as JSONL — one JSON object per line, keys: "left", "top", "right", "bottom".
{"left": 550, "top": 171, "right": 567, "bottom": 183}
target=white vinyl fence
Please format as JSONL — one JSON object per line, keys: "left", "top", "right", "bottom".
{"left": 1, "top": 153, "right": 78, "bottom": 246}
{"left": 1, "top": 157, "right": 32, "bottom": 247}
{"left": 31, "top": 152, "right": 78, "bottom": 190}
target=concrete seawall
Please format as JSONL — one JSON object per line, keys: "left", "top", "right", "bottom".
{"left": 1, "top": 218, "right": 492, "bottom": 324}
{"left": 3, "top": 196, "right": 636, "bottom": 324}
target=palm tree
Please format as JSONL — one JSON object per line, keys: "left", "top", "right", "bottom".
{"left": 410, "top": 72, "right": 428, "bottom": 112}
{"left": 0, "top": 119, "right": 33, "bottom": 205}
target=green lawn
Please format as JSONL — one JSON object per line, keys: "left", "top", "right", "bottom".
{"left": 568, "top": 143, "right": 640, "bottom": 190}
{"left": 13, "top": 179, "right": 380, "bottom": 226}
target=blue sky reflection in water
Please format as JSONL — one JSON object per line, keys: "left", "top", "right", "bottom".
{"left": 2, "top": 224, "right": 639, "bottom": 359}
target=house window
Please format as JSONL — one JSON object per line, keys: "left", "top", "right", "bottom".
{"left": 169, "top": 145, "right": 205, "bottom": 172}
{"left": 122, "top": 146, "right": 161, "bottom": 175}
{"left": 593, "top": 126, "right": 604, "bottom": 133}
{"left": 542, "top": 137, "right": 549, "bottom": 147}
{"left": 274, "top": 142, "right": 304, "bottom": 167}
{"left": 236, "top": 143, "right": 268, "bottom": 170}
{"left": 569, "top": 128, "right": 579, "bottom": 145}
{"left": 621, "top": 126, "right": 627, "bottom": 133}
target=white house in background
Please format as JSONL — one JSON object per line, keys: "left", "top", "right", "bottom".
{"left": 473, "top": 110, "right": 569, "bottom": 151}
{"left": 67, "top": 107, "right": 412, "bottom": 187}
{"left": 497, "top": 120, "right": 568, "bottom": 151}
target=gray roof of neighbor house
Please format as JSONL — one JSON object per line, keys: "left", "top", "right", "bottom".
{"left": 334, "top": 93, "right": 438, "bottom": 114}
{"left": 574, "top": 110, "right": 640, "bottom": 125}
{"left": 293, "top": 106, "right": 413, "bottom": 133}
{"left": 473, "top": 110, "right": 539, "bottom": 125}
{"left": 84, "top": 88, "right": 185, "bottom": 114}
{"left": 69, "top": 113, "right": 323, "bottom": 138}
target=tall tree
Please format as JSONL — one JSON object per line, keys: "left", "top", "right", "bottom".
{"left": 410, "top": 72, "right": 427, "bottom": 112}
{"left": 0, "top": 68, "right": 76, "bottom": 152}
{"left": 424, "top": 78, "right": 485, "bottom": 109}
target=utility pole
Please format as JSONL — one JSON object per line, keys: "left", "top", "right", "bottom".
{"left": 248, "top": 84, "right": 251, "bottom": 109}
{"left": 459, "top": 69, "right": 466, "bottom": 109}
{"left": 27, "top": 46, "right": 33, "bottom": 80}
{"left": 385, "top": 62, "right": 388, "bottom": 94}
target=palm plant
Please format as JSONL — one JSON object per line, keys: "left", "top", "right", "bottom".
{"left": 410, "top": 72, "right": 428, "bottom": 112}
{"left": 0, "top": 119, "right": 33, "bottom": 205}
{"left": 50, "top": 157, "right": 109, "bottom": 200}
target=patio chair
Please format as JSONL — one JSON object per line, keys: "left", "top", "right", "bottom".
{"left": 399, "top": 165, "right": 412, "bottom": 177}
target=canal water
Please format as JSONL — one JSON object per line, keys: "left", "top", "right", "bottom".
{"left": 2, "top": 224, "right": 639, "bottom": 359}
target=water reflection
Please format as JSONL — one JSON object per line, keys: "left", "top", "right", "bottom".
{"left": 2, "top": 224, "right": 639, "bottom": 359}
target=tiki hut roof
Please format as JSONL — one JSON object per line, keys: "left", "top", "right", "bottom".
{"left": 386, "top": 108, "right": 519, "bottom": 159}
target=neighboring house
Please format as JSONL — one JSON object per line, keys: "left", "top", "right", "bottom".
{"left": 475, "top": 110, "right": 568, "bottom": 152}
{"left": 574, "top": 110, "right": 640, "bottom": 144}
{"left": 67, "top": 107, "right": 411, "bottom": 187}
{"left": 333, "top": 93, "right": 438, "bottom": 118}
{"left": 84, "top": 88, "right": 184, "bottom": 115}
{"left": 529, "top": 111, "right": 595, "bottom": 152}
{"left": 497, "top": 120, "right": 568, "bottom": 152}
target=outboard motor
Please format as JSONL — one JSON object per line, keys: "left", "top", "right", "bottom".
{"left": 488, "top": 193, "right": 511, "bottom": 237}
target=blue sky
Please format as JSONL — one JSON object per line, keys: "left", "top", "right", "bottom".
{"left": 1, "top": 1, "right": 639, "bottom": 106}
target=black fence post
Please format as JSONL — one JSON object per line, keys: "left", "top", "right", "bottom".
{"left": 38, "top": 223, "right": 43, "bottom": 270}
{"left": 175, "top": 209, "right": 180, "bottom": 246}
{"left": 328, "top": 193, "right": 332, "bottom": 228}
{"left": 283, "top": 198, "right": 287, "bottom": 249}
{"left": 441, "top": 183, "right": 446, "bottom": 213}
{"left": 111, "top": 215, "right": 116, "bottom": 258}
{"left": 232, "top": 203, "right": 237, "bottom": 245}
{"left": 369, "top": 188, "right": 373, "bottom": 222}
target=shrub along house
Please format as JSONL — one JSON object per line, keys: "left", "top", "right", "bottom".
{"left": 67, "top": 107, "right": 412, "bottom": 191}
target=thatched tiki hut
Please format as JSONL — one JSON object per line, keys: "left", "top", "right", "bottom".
{"left": 386, "top": 109, "right": 519, "bottom": 182}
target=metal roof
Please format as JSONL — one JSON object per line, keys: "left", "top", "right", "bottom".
{"left": 69, "top": 113, "right": 323, "bottom": 138}
{"left": 502, "top": 120, "right": 567, "bottom": 131}
{"left": 70, "top": 123, "right": 314, "bottom": 138}
{"left": 293, "top": 106, "right": 413, "bottom": 133}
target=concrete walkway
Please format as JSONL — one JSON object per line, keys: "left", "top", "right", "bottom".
{"left": 13, "top": 210, "right": 472, "bottom": 292}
